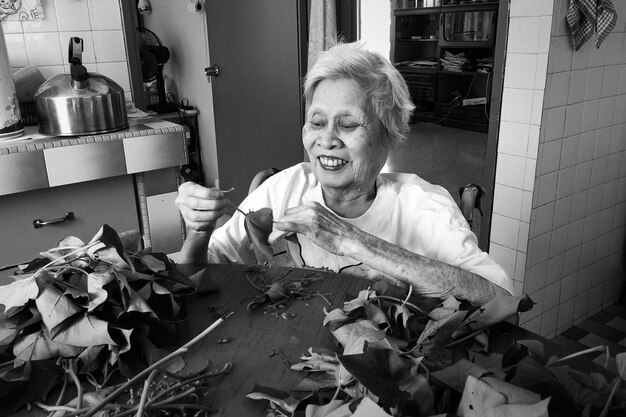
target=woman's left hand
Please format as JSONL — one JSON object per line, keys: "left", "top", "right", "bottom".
{"left": 269, "top": 201, "right": 356, "bottom": 255}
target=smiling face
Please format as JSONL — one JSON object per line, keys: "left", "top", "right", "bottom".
{"left": 303, "top": 78, "right": 389, "bottom": 201}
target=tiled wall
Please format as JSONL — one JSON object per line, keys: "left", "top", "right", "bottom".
{"left": 490, "top": 0, "right": 626, "bottom": 339}
{"left": 1, "top": 0, "right": 130, "bottom": 95}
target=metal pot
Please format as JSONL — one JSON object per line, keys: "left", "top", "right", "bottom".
{"left": 35, "top": 37, "right": 128, "bottom": 136}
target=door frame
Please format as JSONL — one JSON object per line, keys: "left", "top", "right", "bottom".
{"left": 480, "top": 0, "right": 510, "bottom": 251}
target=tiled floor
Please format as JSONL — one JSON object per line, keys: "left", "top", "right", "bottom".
{"left": 552, "top": 302, "right": 626, "bottom": 371}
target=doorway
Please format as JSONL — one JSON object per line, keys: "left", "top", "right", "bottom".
{"left": 359, "top": 0, "right": 509, "bottom": 250}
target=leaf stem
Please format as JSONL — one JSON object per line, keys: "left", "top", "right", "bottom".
{"left": 34, "top": 241, "right": 100, "bottom": 278}
{"left": 599, "top": 377, "right": 622, "bottom": 417}
{"left": 369, "top": 295, "right": 428, "bottom": 315}
{"left": 81, "top": 317, "right": 226, "bottom": 417}
{"left": 226, "top": 200, "right": 247, "bottom": 216}
{"left": 545, "top": 345, "right": 608, "bottom": 368}
{"left": 135, "top": 369, "right": 157, "bottom": 417}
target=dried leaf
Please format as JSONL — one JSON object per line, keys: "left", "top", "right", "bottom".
{"left": 339, "top": 347, "right": 433, "bottom": 416}
{"left": 48, "top": 313, "right": 116, "bottom": 347}
{"left": 246, "top": 384, "right": 300, "bottom": 414}
{"left": 484, "top": 398, "right": 550, "bottom": 417}
{"left": 35, "top": 285, "right": 82, "bottom": 334}
{"left": 0, "top": 275, "right": 39, "bottom": 317}
{"left": 457, "top": 375, "right": 507, "bottom": 417}
{"left": 13, "top": 329, "right": 85, "bottom": 361}
{"left": 244, "top": 207, "right": 274, "bottom": 262}
{"left": 454, "top": 295, "right": 535, "bottom": 338}
{"left": 351, "top": 397, "right": 393, "bottom": 417}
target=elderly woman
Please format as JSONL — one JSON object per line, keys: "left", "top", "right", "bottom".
{"left": 175, "top": 42, "right": 512, "bottom": 305}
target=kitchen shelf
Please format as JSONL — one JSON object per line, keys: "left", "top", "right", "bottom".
{"left": 390, "top": 0, "right": 498, "bottom": 131}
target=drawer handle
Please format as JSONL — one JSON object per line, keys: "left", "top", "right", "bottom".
{"left": 33, "top": 211, "right": 75, "bottom": 229}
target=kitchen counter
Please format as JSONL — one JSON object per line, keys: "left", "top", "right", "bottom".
{"left": 0, "top": 116, "right": 187, "bottom": 196}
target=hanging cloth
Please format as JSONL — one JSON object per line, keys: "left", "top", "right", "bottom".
{"left": 307, "top": 0, "right": 337, "bottom": 72}
{"left": 566, "top": 0, "right": 597, "bottom": 51}
{"left": 596, "top": 0, "right": 617, "bottom": 48}
{"left": 0, "top": 0, "right": 44, "bottom": 21}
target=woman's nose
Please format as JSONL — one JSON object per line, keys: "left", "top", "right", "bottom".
{"left": 316, "top": 126, "right": 341, "bottom": 149}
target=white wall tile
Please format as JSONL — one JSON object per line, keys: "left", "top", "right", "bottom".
{"left": 540, "top": 306, "right": 558, "bottom": 336}
{"left": 505, "top": 53, "right": 537, "bottom": 89}
{"left": 531, "top": 90, "right": 545, "bottom": 125}
{"left": 564, "top": 103, "right": 583, "bottom": 137}
{"left": 586, "top": 184, "right": 605, "bottom": 214}
{"left": 547, "top": 71, "right": 569, "bottom": 108}
{"left": 543, "top": 280, "right": 561, "bottom": 311}
{"left": 573, "top": 291, "right": 590, "bottom": 319}
{"left": 493, "top": 184, "right": 524, "bottom": 219}
{"left": 524, "top": 158, "right": 537, "bottom": 191}
{"left": 610, "top": 124, "right": 626, "bottom": 152}
{"left": 572, "top": 39, "right": 591, "bottom": 71}
{"left": 24, "top": 32, "right": 63, "bottom": 66}
{"left": 501, "top": 88, "right": 534, "bottom": 124}
{"left": 535, "top": 53, "right": 549, "bottom": 90}
{"left": 582, "top": 211, "right": 600, "bottom": 242}
{"left": 613, "top": 95, "right": 626, "bottom": 125}
{"left": 87, "top": 0, "right": 123, "bottom": 31}
{"left": 553, "top": 195, "right": 572, "bottom": 229}
{"left": 589, "top": 37, "right": 608, "bottom": 67}
{"left": 557, "top": 298, "right": 575, "bottom": 329}
{"left": 618, "top": 65, "right": 626, "bottom": 94}
{"left": 589, "top": 284, "right": 603, "bottom": 311}
{"left": 525, "top": 258, "right": 548, "bottom": 292}
{"left": 602, "top": 65, "right": 620, "bottom": 97}
{"left": 22, "top": 0, "right": 59, "bottom": 33}
{"left": 534, "top": 201, "right": 555, "bottom": 234}
{"left": 510, "top": 0, "right": 543, "bottom": 17}
{"left": 581, "top": 99, "right": 600, "bottom": 133}
{"left": 491, "top": 214, "right": 521, "bottom": 249}
{"left": 538, "top": 16, "right": 552, "bottom": 54}
{"left": 544, "top": 106, "right": 566, "bottom": 141}
{"left": 97, "top": 61, "right": 131, "bottom": 92}
{"left": 515, "top": 250, "right": 528, "bottom": 280}
{"left": 564, "top": 246, "right": 582, "bottom": 276}
{"left": 528, "top": 125, "right": 541, "bottom": 159}
{"left": 521, "top": 190, "right": 533, "bottom": 222}
{"left": 607, "top": 153, "right": 622, "bottom": 181}
{"left": 606, "top": 33, "right": 625, "bottom": 66}
{"left": 560, "top": 272, "right": 577, "bottom": 302}
{"left": 560, "top": 135, "right": 579, "bottom": 168}
{"left": 508, "top": 17, "right": 542, "bottom": 54}
{"left": 580, "top": 240, "right": 597, "bottom": 268}
{"left": 4, "top": 33, "right": 27, "bottom": 68}
{"left": 585, "top": 67, "right": 605, "bottom": 100}
{"left": 590, "top": 157, "right": 608, "bottom": 188}
{"left": 567, "top": 218, "right": 585, "bottom": 249}
{"left": 1, "top": 20, "right": 23, "bottom": 34}
{"left": 568, "top": 70, "right": 587, "bottom": 104}
{"left": 594, "top": 127, "right": 612, "bottom": 158}
{"left": 496, "top": 154, "right": 527, "bottom": 189}
{"left": 55, "top": 0, "right": 91, "bottom": 31}
{"left": 540, "top": 140, "right": 563, "bottom": 174}
{"left": 598, "top": 97, "right": 616, "bottom": 129}
{"left": 37, "top": 65, "right": 65, "bottom": 79}
{"left": 577, "top": 132, "right": 596, "bottom": 163}
{"left": 92, "top": 30, "right": 126, "bottom": 62}
{"left": 499, "top": 121, "right": 529, "bottom": 157}
{"left": 548, "top": 36, "right": 573, "bottom": 73}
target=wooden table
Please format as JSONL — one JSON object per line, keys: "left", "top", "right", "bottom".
{"left": 7, "top": 263, "right": 615, "bottom": 417}
{"left": 172, "top": 263, "right": 607, "bottom": 416}
{"left": 176, "top": 263, "right": 368, "bottom": 415}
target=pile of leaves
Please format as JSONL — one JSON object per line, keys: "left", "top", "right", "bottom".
{"left": 247, "top": 288, "right": 626, "bottom": 417}
{"left": 0, "top": 225, "right": 207, "bottom": 415}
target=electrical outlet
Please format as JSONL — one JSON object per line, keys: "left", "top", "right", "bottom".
{"left": 462, "top": 97, "right": 487, "bottom": 106}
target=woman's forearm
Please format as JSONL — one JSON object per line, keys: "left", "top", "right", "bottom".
{"left": 178, "top": 228, "right": 213, "bottom": 264}
{"left": 342, "top": 228, "right": 509, "bottom": 305}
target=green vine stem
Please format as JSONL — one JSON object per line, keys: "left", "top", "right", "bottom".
{"left": 545, "top": 345, "right": 609, "bottom": 368}
{"left": 81, "top": 316, "right": 227, "bottom": 417}
{"left": 599, "top": 377, "right": 622, "bottom": 417}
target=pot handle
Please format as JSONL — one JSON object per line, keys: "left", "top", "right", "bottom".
{"left": 68, "top": 37, "right": 83, "bottom": 65}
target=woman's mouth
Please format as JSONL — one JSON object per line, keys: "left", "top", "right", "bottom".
{"left": 318, "top": 156, "right": 348, "bottom": 170}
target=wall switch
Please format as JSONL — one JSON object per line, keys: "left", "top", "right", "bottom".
{"left": 462, "top": 97, "right": 487, "bottom": 106}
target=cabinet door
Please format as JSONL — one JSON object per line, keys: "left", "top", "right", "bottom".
{"left": 0, "top": 175, "right": 140, "bottom": 283}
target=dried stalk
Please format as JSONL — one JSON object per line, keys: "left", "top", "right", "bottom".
{"left": 82, "top": 317, "right": 226, "bottom": 417}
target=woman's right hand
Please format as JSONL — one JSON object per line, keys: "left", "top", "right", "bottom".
{"left": 175, "top": 181, "right": 228, "bottom": 232}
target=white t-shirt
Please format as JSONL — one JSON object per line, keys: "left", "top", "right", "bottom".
{"left": 209, "top": 163, "right": 513, "bottom": 294}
